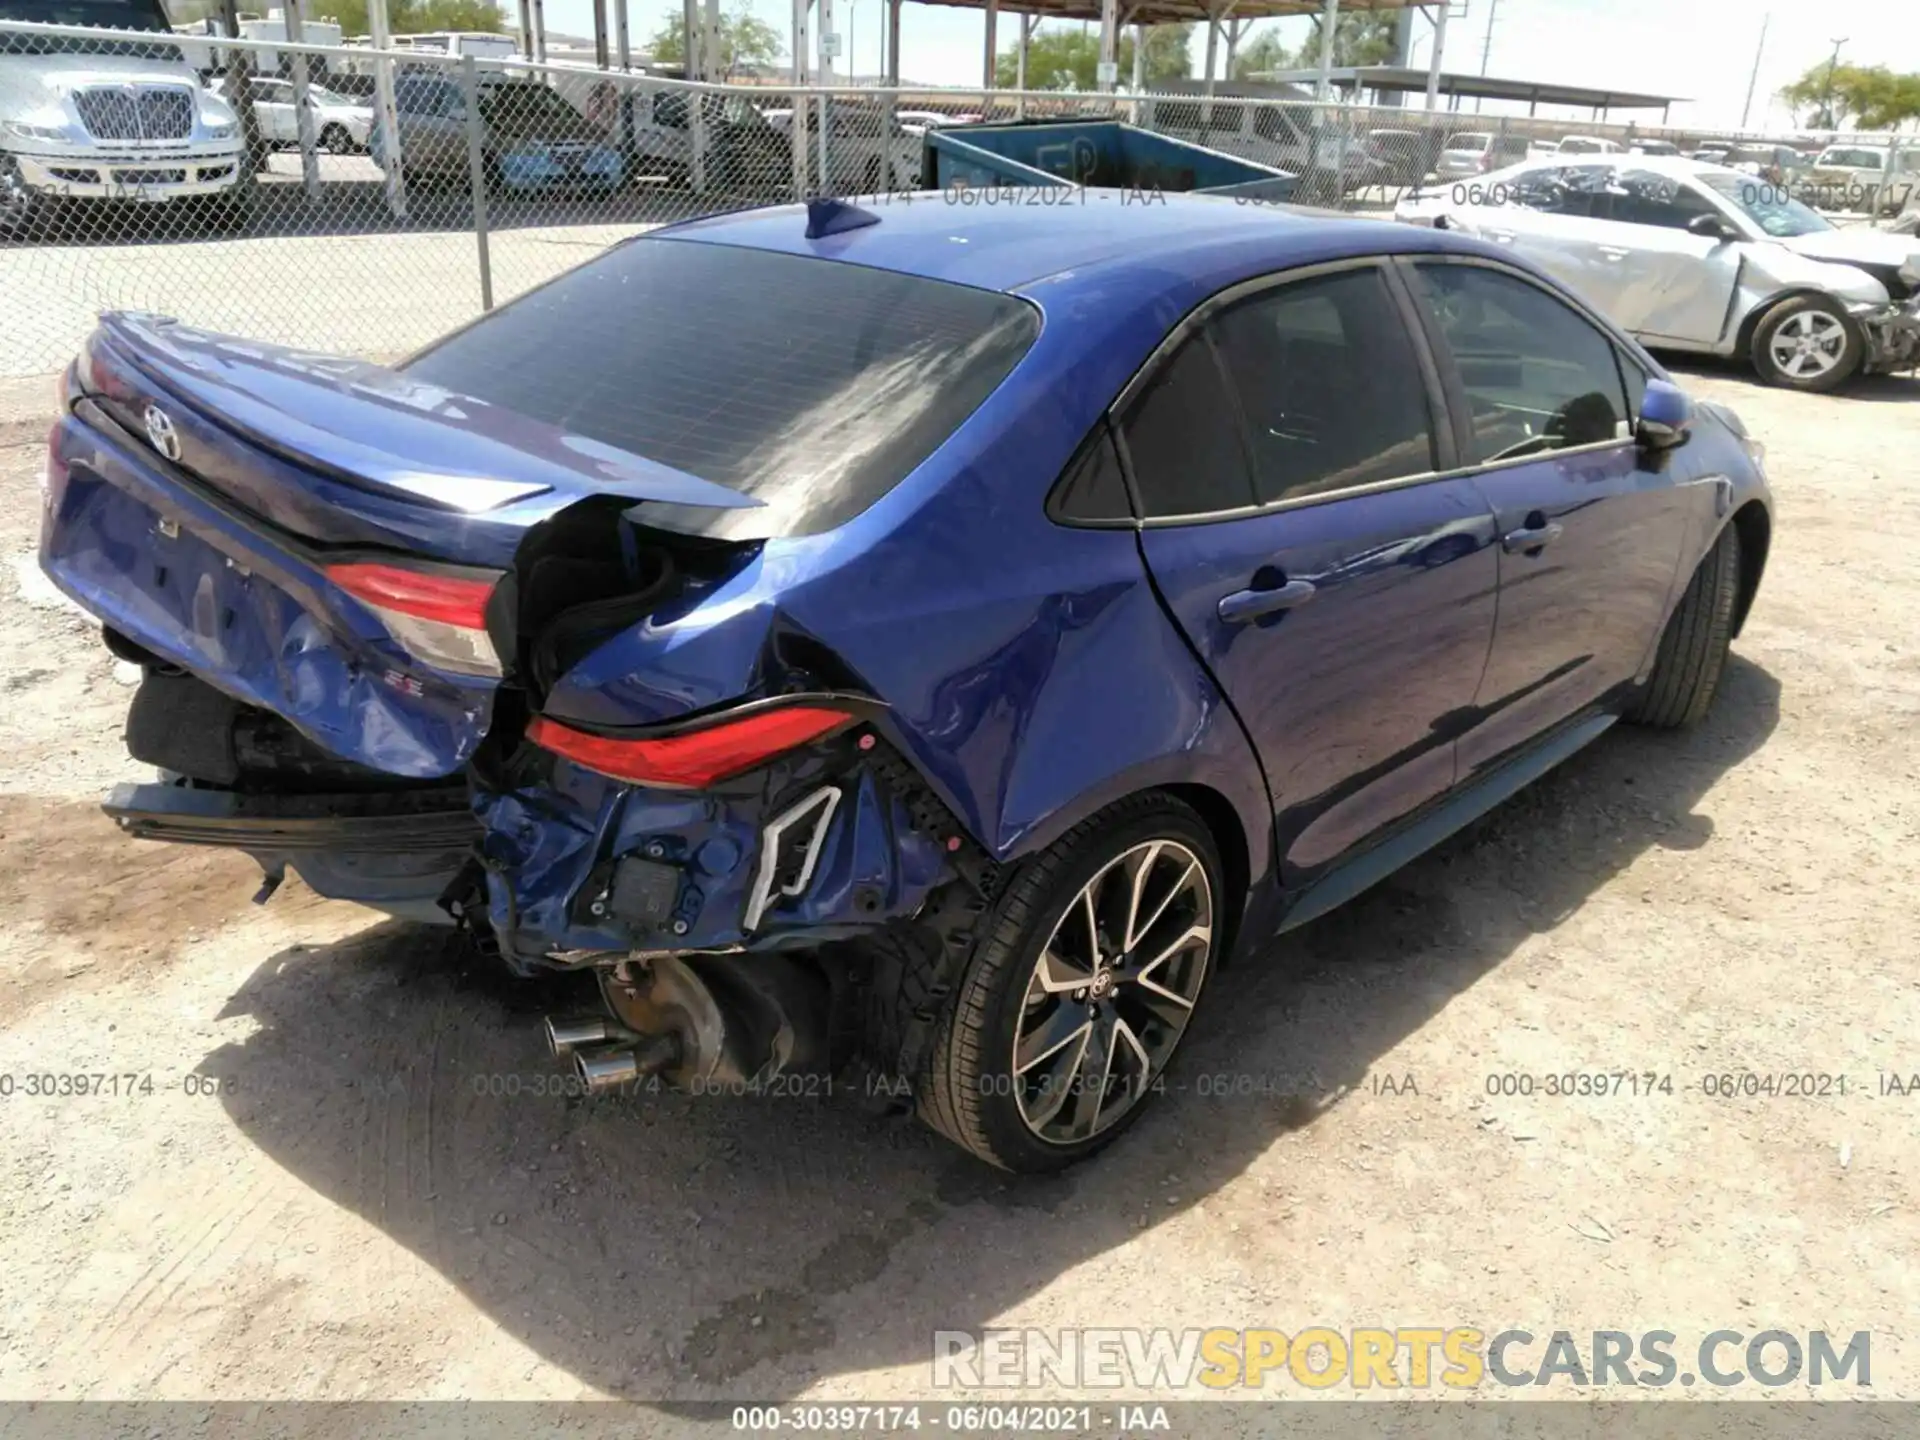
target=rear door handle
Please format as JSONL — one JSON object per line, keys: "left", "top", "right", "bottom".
{"left": 1218, "top": 579, "right": 1317, "bottom": 623}
{"left": 1502, "top": 521, "right": 1564, "bottom": 554}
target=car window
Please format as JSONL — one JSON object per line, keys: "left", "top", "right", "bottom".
{"left": 1448, "top": 132, "right": 1492, "bottom": 151}
{"left": 653, "top": 90, "right": 688, "bottom": 129}
{"left": 1049, "top": 425, "right": 1133, "bottom": 523}
{"left": 1699, "top": 172, "right": 1832, "bottom": 237}
{"left": 1118, "top": 334, "right": 1257, "bottom": 519}
{"left": 1821, "top": 148, "right": 1885, "bottom": 170}
{"left": 403, "top": 239, "right": 1039, "bottom": 539}
{"left": 1208, "top": 269, "right": 1437, "bottom": 505}
{"left": 1608, "top": 169, "right": 1723, "bottom": 229}
{"left": 1413, "top": 263, "right": 1630, "bottom": 464}
{"left": 1505, "top": 164, "right": 1613, "bottom": 216}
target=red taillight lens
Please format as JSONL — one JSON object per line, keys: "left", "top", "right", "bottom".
{"left": 527, "top": 704, "right": 860, "bottom": 789}
{"left": 326, "top": 560, "right": 502, "bottom": 677}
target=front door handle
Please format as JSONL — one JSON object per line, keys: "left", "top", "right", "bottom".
{"left": 1599, "top": 245, "right": 1632, "bottom": 260}
{"left": 1218, "top": 578, "right": 1317, "bottom": 623}
{"left": 1502, "top": 521, "right": 1564, "bottom": 554}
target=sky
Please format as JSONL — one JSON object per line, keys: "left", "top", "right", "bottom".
{"left": 534, "top": 0, "right": 1920, "bottom": 132}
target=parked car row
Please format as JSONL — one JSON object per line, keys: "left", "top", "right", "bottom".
{"left": 1395, "top": 153, "right": 1920, "bottom": 392}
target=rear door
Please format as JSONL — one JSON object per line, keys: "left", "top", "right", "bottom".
{"left": 1401, "top": 257, "right": 1698, "bottom": 776}
{"left": 1128, "top": 260, "right": 1501, "bottom": 887}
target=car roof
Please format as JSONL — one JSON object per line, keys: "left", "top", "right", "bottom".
{"left": 654, "top": 191, "right": 1503, "bottom": 300}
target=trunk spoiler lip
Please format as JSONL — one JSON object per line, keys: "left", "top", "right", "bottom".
{"left": 91, "top": 312, "right": 763, "bottom": 518}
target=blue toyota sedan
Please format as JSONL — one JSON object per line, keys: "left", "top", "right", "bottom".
{"left": 41, "top": 193, "right": 1772, "bottom": 1171}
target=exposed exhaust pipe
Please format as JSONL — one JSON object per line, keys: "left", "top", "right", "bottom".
{"left": 574, "top": 1031, "right": 683, "bottom": 1094}
{"left": 545, "top": 1014, "right": 638, "bottom": 1058}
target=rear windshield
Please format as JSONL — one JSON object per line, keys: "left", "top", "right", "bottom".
{"left": 403, "top": 238, "right": 1039, "bottom": 538}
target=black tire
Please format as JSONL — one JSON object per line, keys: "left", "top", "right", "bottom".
{"left": 1627, "top": 523, "right": 1741, "bottom": 730}
{"left": 320, "top": 124, "right": 353, "bottom": 155}
{"left": 917, "top": 793, "right": 1226, "bottom": 1173}
{"left": 1750, "top": 294, "right": 1862, "bottom": 393}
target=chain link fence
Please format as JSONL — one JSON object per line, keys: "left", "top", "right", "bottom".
{"left": 4, "top": 18, "right": 1916, "bottom": 381}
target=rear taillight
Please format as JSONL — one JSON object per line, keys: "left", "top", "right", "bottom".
{"left": 326, "top": 560, "right": 502, "bottom": 678}
{"left": 527, "top": 702, "right": 862, "bottom": 789}
{"left": 1478, "top": 153, "right": 1493, "bottom": 172}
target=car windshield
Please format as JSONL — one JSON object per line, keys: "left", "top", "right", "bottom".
{"left": 0, "top": 0, "right": 184, "bottom": 57}
{"left": 1820, "top": 148, "right": 1886, "bottom": 170}
{"left": 402, "top": 239, "right": 1041, "bottom": 539}
{"left": 1699, "top": 172, "right": 1833, "bottom": 237}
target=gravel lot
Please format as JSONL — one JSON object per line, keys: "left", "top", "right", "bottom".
{"left": 0, "top": 357, "right": 1915, "bottom": 1408}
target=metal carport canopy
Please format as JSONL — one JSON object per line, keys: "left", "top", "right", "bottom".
{"left": 1264, "top": 65, "right": 1684, "bottom": 119}
{"left": 875, "top": 0, "right": 1441, "bottom": 97}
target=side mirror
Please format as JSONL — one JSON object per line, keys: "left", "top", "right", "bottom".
{"left": 1687, "top": 212, "right": 1736, "bottom": 241}
{"left": 1637, "top": 378, "right": 1694, "bottom": 451}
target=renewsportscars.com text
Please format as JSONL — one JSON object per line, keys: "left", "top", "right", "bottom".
{"left": 931, "top": 1327, "right": 1872, "bottom": 1391}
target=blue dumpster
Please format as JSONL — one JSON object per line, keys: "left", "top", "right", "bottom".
{"left": 921, "top": 119, "right": 1297, "bottom": 202}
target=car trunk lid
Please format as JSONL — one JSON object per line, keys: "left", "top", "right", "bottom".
{"left": 42, "top": 313, "right": 762, "bottom": 778}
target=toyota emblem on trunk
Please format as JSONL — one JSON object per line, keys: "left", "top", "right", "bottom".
{"left": 143, "top": 404, "right": 180, "bottom": 461}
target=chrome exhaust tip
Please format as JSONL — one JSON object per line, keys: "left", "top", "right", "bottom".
{"left": 545, "top": 1015, "right": 615, "bottom": 1059}
{"left": 575, "top": 1045, "right": 640, "bottom": 1093}
{"left": 573, "top": 1032, "right": 683, "bottom": 1094}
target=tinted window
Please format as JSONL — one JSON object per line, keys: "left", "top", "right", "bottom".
{"left": 654, "top": 91, "right": 688, "bottom": 128}
{"left": 1414, "top": 264, "right": 1629, "bottom": 464}
{"left": 1608, "top": 169, "right": 1721, "bottom": 229}
{"left": 1508, "top": 164, "right": 1613, "bottom": 216}
{"left": 1118, "top": 336, "right": 1256, "bottom": 519}
{"left": 1049, "top": 426, "right": 1133, "bottom": 523}
{"left": 404, "top": 240, "right": 1039, "bottom": 538}
{"left": 1209, "top": 269, "right": 1436, "bottom": 504}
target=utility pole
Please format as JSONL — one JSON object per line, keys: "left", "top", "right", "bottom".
{"left": 1740, "top": 11, "right": 1770, "bottom": 130}
{"left": 1480, "top": 0, "right": 1498, "bottom": 75}
{"left": 1823, "top": 37, "right": 1848, "bottom": 131}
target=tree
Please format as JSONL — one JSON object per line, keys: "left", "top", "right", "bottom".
{"left": 647, "top": 6, "right": 784, "bottom": 77}
{"left": 1301, "top": 12, "right": 1399, "bottom": 68}
{"left": 993, "top": 23, "right": 1192, "bottom": 91}
{"left": 308, "top": 0, "right": 506, "bottom": 37}
{"left": 1780, "top": 60, "right": 1920, "bottom": 131}
{"left": 1230, "top": 29, "right": 1294, "bottom": 82}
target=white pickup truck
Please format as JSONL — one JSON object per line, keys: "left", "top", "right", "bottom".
{"left": 1, "top": 0, "right": 247, "bottom": 236}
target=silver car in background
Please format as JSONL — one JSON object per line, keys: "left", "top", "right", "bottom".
{"left": 1396, "top": 154, "right": 1920, "bottom": 391}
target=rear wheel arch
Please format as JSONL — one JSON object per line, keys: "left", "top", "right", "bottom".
{"left": 1159, "top": 781, "right": 1251, "bottom": 964}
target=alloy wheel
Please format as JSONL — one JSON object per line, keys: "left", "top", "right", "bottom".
{"left": 1768, "top": 310, "right": 1846, "bottom": 379}
{"left": 1011, "top": 839, "right": 1213, "bottom": 1145}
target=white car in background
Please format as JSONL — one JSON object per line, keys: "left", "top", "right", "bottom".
{"left": 214, "top": 75, "right": 371, "bottom": 153}
{"left": 1397, "top": 154, "right": 1920, "bottom": 391}
{"left": 761, "top": 100, "right": 919, "bottom": 190}
{"left": 1556, "top": 135, "right": 1623, "bottom": 156}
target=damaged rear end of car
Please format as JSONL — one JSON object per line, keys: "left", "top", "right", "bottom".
{"left": 41, "top": 231, "right": 1042, "bottom": 1099}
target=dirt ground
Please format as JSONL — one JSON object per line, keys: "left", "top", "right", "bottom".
{"left": 0, "top": 360, "right": 1915, "bottom": 1410}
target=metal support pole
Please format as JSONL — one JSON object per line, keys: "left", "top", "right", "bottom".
{"left": 518, "top": 0, "right": 533, "bottom": 59}
{"left": 887, "top": 0, "right": 901, "bottom": 84}
{"left": 367, "top": 0, "right": 406, "bottom": 220}
{"left": 1314, "top": 0, "right": 1340, "bottom": 102}
{"left": 1203, "top": 5, "right": 1219, "bottom": 101}
{"left": 1425, "top": 0, "right": 1449, "bottom": 111}
{"left": 216, "top": 0, "right": 265, "bottom": 181}
{"left": 1132, "top": 20, "right": 1143, "bottom": 92}
{"left": 792, "top": 0, "right": 812, "bottom": 196}
{"left": 592, "top": 0, "right": 610, "bottom": 70}
{"left": 818, "top": 0, "right": 835, "bottom": 184}
{"left": 531, "top": 0, "right": 547, "bottom": 62}
{"left": 983, "top": 0, "right": 998, "bottom": 91}
{"left": 615, "top": 0, "right": 631, "bottom": 71}
{"left": 1097, "top": 0, "right": 1118, "bottom": 93}
{"left": 1740, "top": 11, "right": 1770, "bottom": 131}
{"left": 461, "top": 56, "right": 494, "bottom": 312}
{"left": 1224, "top": 17, "right": 1243, "bottom": 82}
{"left": 1479, "top": 0, "right": 1498, "bottom": 75}
{"left": 283, "top": 0, "right": 321, "bottom": 200}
